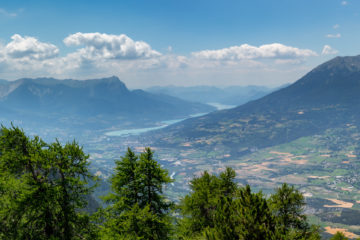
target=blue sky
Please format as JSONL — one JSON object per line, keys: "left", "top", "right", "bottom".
{"left": 0, "top": 0, "right": 359, "bottom": 88}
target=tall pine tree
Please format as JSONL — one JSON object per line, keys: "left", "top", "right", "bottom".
{"left": 100, "top": 147, "right": 173, "bottom": 240}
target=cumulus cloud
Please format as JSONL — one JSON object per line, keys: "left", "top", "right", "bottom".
{"left": 0, "top": 33, "right": 166, "bottom": 80}
{"left": 326, "top": 33, "right": 341, "bottom": 38}
{"left": 322, "top": 45, "right": 338, "bottom": 55}
{"left": 63, "top": 32, "right": 161, "bottom": 61}
{"left": 191, "top": 43, "right": 317, "bottom": 61}
{"left": 341, "top": 1, "right": 348, "bottom": 5}
{"left": 333, "top": 24, "right": 340, "bottom": 29}
{"left": 4, "top": 34, "right": 59, "bottom": 60}
{"left": 0, "top": 33, "right": 321, "bottom": 87}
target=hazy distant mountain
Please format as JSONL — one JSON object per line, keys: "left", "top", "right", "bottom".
{"left": 151, "top": 55, "right": 360, "bottom": 156}
{"left": 0, "top": 76, "right": 215, "bottom": 129}
{"left": 146, "top": 85, "right": 278, "bottom": 106}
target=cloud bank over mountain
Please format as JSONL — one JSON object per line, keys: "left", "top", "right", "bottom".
{"left": 192, "top": 43, "right": 317, "bottom": 61}
{"left": 0, "top": 32, "right": 328, "bottom": 87}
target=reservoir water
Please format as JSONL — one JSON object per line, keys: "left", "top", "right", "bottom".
{"left": 105, "top": 103, "right": 236, "bottom": 137}
{"left": 105, "top": 113, "right": 206, "bottom": 137}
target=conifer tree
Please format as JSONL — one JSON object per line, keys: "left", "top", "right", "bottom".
{"left": 178, "top": 168, "right": 239, "bottom": 239}
{"left": 103, "top": 147, "right": 139, "bottom": 209}
{"left": 178, "top": 168, "right": 321, "bottom": 240}
{"left": 0, "top": 125, "right": 97, "bottom": 240}
{"left": 269, "top": 183, "right": 320, "bottom": 239}
{"left": 203, "top": 168, "right": 238, "bottom": 240}
{"left": 100, "top": 147, "right": 173, "bottom": 240}
{"left": 179, "top": 171, "right": 220, "bottom": 237}
{"left": 235, "top": 185, "right": 276, "bottom": 240}
{"left": 137, "top": 148, "right": 172, "bottom": 214}
{"left": 330, "top": 232, "right": 349, "bottom": 240}
{"left": 205, "top": 195, "right": 239, "bottom": 240}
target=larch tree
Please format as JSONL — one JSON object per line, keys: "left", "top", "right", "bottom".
{"left": 0, "top": 125, "right": 97, "bottom": 240}
{"left": 100, "top": 147, "right": 173, "bottom": 240}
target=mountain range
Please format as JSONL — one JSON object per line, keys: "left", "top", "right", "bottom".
{"left": 0, "top": 76, "right": 215, "bottom": 129}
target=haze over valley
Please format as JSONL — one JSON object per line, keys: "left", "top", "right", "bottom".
{"left": 1, "top": 1, "right": 360, "bottom": 239}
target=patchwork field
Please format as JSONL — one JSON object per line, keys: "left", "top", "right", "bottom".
{"left": 82, "top": 124, "right": 360, "bottom": 238}
{"left": 142, "top": 125, "right": 360, "bottom": 238}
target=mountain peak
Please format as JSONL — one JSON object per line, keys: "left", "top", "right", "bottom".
{"left": 254, "top": 54, "right": 360, "bottom": 109}
{"left": 83, "top": 76, "right": 129, "bottom": 93}
{"left": 312, "top": 55, "right": 360, "bottom": 73}
{"left": 86, "top": 76, "right": 122, "bottom": 84}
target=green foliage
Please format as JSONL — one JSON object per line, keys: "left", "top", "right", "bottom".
{"left": 206, "top": 195, "right": 238, "bottom": 240}
{"left": 178, "top": 168, "right": 320, "bottom": 240}
{"left": 137, "top": 147, "right": 173, "bottom": 215}
{"left": 103, "top": 147, "right": 139, "bottom": 209}
{"left": 330, "top": 231, "right": 349, "bottom": 240}
{"left": 234, "top": 185, "right": 276, "bottom": 240}
{"left": 0, "top": 125, "right": 97, "bottom": 240}
{"left": 178, "top": 167, "right": 275, "bottom": 239}
{"left": 179, "top": 171, "right": 219, "bottom": 235}
{"left": 99, "top": 204, "right": 163, "bottom": 240}
{"left": 270, "top": 183, "right": 321, "bottom": 239}
{"left": 270, "top": 183, "right": 307, "bottom": 235}
{"left": 100, "top": 147, "right": 173, "bottom": 240}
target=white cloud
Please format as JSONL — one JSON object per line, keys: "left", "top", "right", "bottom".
{"left": 192, "top": 43, "right": 317, "bottom": 61}
{"left": 325, "top": 33, "right": 341, "bottom": 38}
{"left": 341, "top": 1, "right": 348, "bottom": 5}
{"left": 322, "top": 45, "right": 338, "bottom": 55}
{"left": 0, "top": 34, "right": 321, "bottom": 87}
{"left": 333, "top": 24, "right": 340, "bottom": 29}
{"left": 63, "top": 32, "right": 161, "bottom": 61}
{"left": 0, "top": 33, "right": 165, "bottom": 80}
{"left": 0, "top": 8, "right": 17, "bottom": 17}
{"left": 4, "top": 34, "right": 59, "bottom": 60}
